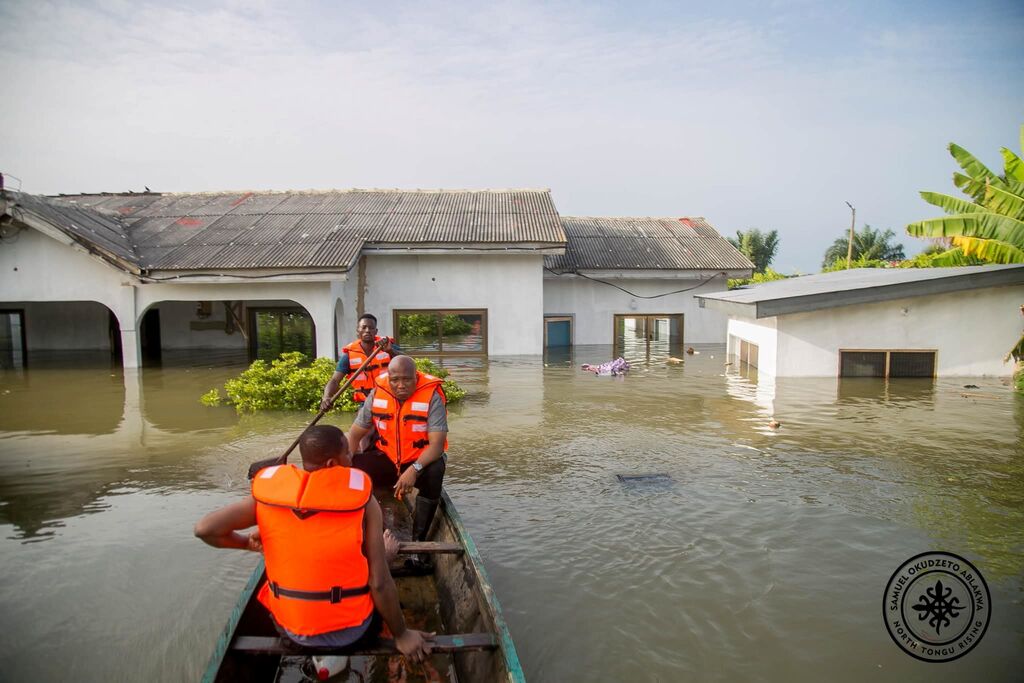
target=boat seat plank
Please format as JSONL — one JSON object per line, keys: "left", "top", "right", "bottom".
{"left": 397, "top": 542, "right": 463, "bottom": 554}
{"left": 230, "top": 633, "right": 497, "bottom": 655}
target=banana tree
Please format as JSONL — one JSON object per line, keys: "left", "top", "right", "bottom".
{"left": 906, "top": 125, "right": 1024, "bottom": 366}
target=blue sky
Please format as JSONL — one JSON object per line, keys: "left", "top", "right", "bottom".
{"left": 1, "top": 0, "right": 1022, "bottom": 272}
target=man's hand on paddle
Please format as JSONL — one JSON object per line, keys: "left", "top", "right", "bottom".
{"left": 320, "top": 370, "right": 346, "bottom": 411}
{"left": 395, "top": 629, "right": 435, "bottom": 662}
{"left": 393, "top": 467, "right": 418, "bottom": 500}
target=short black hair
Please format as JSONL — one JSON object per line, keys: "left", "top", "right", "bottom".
{"left": 299, "top": 425, "right": 347, "bottom": 468}
{"left": 358, "top": 313, "right": 378, "bottom": 327}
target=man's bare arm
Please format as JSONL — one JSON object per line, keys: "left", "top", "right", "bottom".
{"left": 320, "top": 370, "right": 347, "bottom": 410}
{"left": 363, "top": 498, "right": 434, "bottom": 661}
{"left": 194, "top": 498, "right": 259, "bottom": 550}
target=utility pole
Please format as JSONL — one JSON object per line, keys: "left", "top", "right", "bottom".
{"left": 845, "top": 201, "right": 856, "bottom": 269}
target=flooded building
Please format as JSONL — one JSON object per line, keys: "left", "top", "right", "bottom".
{"left": 697, "top": 265, "right": 1024, "bottom": 378}
{"left": 544, "top": 217, "right": 753, "bottom": 357}
{"left": 0, "top": 187, "right": 750, "bottom": 368}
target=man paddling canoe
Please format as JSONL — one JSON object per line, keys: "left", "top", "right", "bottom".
{"left": 194, "top": 425, "right": 434, "bottom": 661}
{"left": 321, "top": 313, "right": 400, "bottom": 410}
{"left": 346, "top": 356, "right": 448, "bottom": 569}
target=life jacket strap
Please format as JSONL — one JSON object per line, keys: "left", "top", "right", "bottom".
{"left": 411, "top": 438, "right": 430, "bottom": 449}
{"left": 268, "top": 580, "right": 370, "bottom": 604}
{"left": 371, "top": 411, "right": 393, "bottom": 420}
{"left": 402, "top": 415, "right": 428, "bottom": 423}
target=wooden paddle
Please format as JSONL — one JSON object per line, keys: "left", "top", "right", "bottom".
{"left": 246, "top": 337, "right": 389, "bottom": 479}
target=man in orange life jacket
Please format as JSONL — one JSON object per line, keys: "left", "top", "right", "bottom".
{"left": 194, "top": 425, "right": 434, "bottom": 660}
{"left": 346, "top": 356, "right": 447, "bottom": 565}
{"left": 321, "top": 314, "right": 400, "bottom": 411}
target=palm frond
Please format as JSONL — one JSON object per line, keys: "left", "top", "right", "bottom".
{"left": 953, "top": 172, "right": 989, "bottom": 203}
{"left": 982, "top": 183, "right": 1024, "bottom": 220}
{"left": 950, "top": 143, "right": 1000, "bottom": 183}
{"left": 1003, "top": 147, "right": 1024, "bottom": 183}
{"left": 906, "top": 212, "right": 1024, "bottom": 247}
{"left": 919, "top": 191, "right": 985, "bottom": 216}
{"left": 950, "top": 236, "right": 1024, "bottom": 264}
{"left": 918, "top": 247, "right": 982, "bottom": 267}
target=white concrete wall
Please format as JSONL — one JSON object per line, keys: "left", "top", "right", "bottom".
{"left": 725, "top": 316, "right": 779, "bottom": 377}
{"left": 543, "top": 273, "right": 732, "bottom": 345}
{"left": 152, "top": 301, "right": 246, "bottom": 350}
{"left": 360, "top": 254, "right": 545, "bottom": 355}
{"left": 775, "top": 285, "right": 1024, "bottom": 377}
{"left": 136, "top": 282, "right": 340, "bottom": 360}
{"left": 0, "top": 228, "right": 135, "bottom": 326}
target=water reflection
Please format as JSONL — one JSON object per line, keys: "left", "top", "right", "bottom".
{"left": 0, "top": 347, "right": 1022, "bottom": 681}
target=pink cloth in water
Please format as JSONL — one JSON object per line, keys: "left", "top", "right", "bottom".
{"left": 581, "top": 357, "right": 630, "bottom": 376}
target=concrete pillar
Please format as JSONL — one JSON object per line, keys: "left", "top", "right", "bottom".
{"left": 118, "top": 368, "right": 145, "bottom": 445}
{"left": 300, "top": 290, "right": 337, "bottom": 361}
{"left": 120, "top": 327, "right": 141, "bottom": 369}
{"left": 113, "top": 283, "right": 141, "bottom": 370}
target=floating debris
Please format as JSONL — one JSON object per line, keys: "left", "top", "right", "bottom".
{"left": 616, "top": 473, "right": 674, "bottom": 490}
{"left": 768, "top": 419, "right": 781, "bottom": 429}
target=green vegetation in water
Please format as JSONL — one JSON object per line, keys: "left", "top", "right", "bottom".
{"left": 727, "top": 267, "right": 789, "bottom": 289}
{"left": 200, "top": 352, "right": 466, "bottom": 413}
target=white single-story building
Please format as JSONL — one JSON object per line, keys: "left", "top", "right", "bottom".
{"left": 0, "top": 186, "right": 751, "bottom": 369}
{"left": 543, "top": 217, "right": 752, "bottom": 355}
{"left": 696, "top": 265, "right": 1024, "bottom": 378}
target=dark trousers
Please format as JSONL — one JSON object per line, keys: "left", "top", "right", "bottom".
{"left": 352, "top": 448, "right": 446, "bottom": 499}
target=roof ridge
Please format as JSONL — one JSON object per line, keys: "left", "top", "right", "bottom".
{"left": 561, "top": 215, "right": 707, "bottom": 220}
{"left": 53, "top": 187, "right": 553, "bottom": 198}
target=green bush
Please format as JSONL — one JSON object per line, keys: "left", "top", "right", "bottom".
{"left": 727, "top": 267, "right": 790, "bottom": 289}
{"left": 201, "top": 352, "right": 466, "bottom": 413}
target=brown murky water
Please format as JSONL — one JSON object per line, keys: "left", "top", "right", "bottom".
{"left": 1, "top": 347, "right": 1022, "bottom": 682}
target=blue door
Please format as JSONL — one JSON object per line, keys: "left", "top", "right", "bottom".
{"left": 545, "top": 317, "right": 572, "bottom": 347}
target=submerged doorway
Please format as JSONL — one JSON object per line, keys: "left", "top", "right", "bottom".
{"left": 544, "top": 316, "right": 573, "bottom": 348}
{"left": 613, "top": 314, "right": 684, "bottom": 362}
{"left": 0, "top": 309, "right": 26, "bottom": 368}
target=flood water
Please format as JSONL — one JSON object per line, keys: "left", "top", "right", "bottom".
{"left": 1, "top": 347, "right": 1022, "bottom": 682}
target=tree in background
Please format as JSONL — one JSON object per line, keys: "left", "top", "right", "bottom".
{"left": 821, "top": 225, "right": 905, "bottom": 269}
{"left": 728, "top": 228, "right": 779, "bottom": 273}
{"left": 905, "top": 125, "right": 1024, "bottom": 265}
{"left": 905, "top": 124, "right": 1024, "bottom": 382}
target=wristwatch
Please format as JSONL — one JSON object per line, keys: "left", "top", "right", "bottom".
{"left": 411, "top": 461, "right": 424, "bottom": 474}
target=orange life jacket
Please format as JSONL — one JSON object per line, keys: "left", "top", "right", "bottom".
{"left": 370, "top": 372, "right": 448, "bottom": 470}
{"left": 344, "top": 337, "right": 394, "bottom": 402}
{"left": 251, "top": 464, "right": 374, "bottom": 636}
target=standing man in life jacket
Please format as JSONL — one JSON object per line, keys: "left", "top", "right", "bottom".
{"left": 194, "top": 425, "right": 434, "bottom": 660}
{"left": 321, "top": 314, "right": 400, "bottom": 411}
{"left": 346, "top": 356, "right": 448, "bottom": 569}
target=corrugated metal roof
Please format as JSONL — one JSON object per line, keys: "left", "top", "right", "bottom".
{"left": 25, "top": 188, "right": 565, "bottom": 273}
{"left": 546, "top": 217, "right": 753, "bottom": 272}
{"left": 697, "top": 264, "right": 1024, "bottom": 318}
{"left": 10, "top": 193, "right": 136, "bottom": 265}
{"left": 11, "top": 191, "right": 750, "bottom": 276}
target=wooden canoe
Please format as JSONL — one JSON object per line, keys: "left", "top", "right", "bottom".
{"left": 201, "top": 490, "right": 525, "bottom": 682}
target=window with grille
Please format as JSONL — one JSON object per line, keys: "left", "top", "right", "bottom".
{"left": 839, "top": 350, "right": 935, "bottom": 378}
{"left": 730, "top": 335, "right": 759, "bottom": 369}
